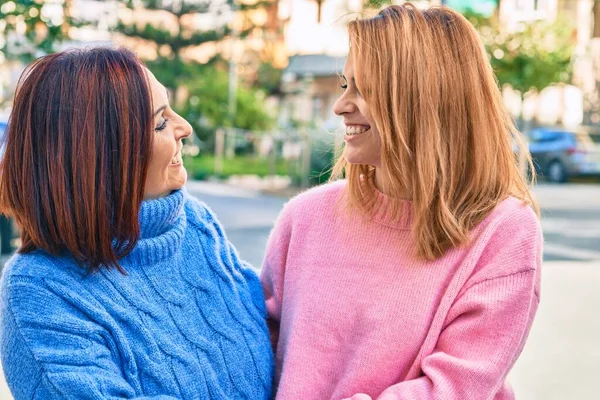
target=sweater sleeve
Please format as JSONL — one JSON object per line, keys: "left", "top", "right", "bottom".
{"left": 259, "top": 201, "right": 295, "bottom": 323}
{"left": 0, "top": 276, "right": 179, "bottom": 400}
{"left": 358, "top": 205, "right": 543, "bottom": 400}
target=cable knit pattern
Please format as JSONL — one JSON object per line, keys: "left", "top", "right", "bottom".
{"left": 261, "top": 180, "right": 543, "bottom": 400}
{"left": 0, "top": 189, "right": 274, "bottom": 400}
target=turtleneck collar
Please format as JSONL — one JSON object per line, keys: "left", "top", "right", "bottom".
{"left": 138, "top": 189, "right": 185, "bottom": 239}
{"left": 369, "top": 187, "right": 413, "bottom": 230}
{"left": 361, "top": 172, "right": 413, "bottom": 230}
{"left": 125, "top": 189, "right": 187, "bottom": 265}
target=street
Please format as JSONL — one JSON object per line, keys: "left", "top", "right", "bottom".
{"left": 0, "top": 180, "right": 598, "bottom": 399}
{"left": 185, "top": 181, "right": 600, "bottom": 267}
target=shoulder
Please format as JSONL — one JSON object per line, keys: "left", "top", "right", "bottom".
{"left": 1, "top": 252, "right": 87, "bottom": 315}
{"left": 264, "top": 180, "right": 346, "bottom": 254}
{"left": 0, "top": 252, "right": 102, "bottom": 334}
{"left": 466, "top": 196, "right": 542, "bottom": 284}
{"left": 0, "top": 254, "right": 104, "bottom": 400}
{"left": 0, "top": 254, "right": 89, "bottom": 355}
{"left": 477, "top": 196, "right": 541, "bottom": 241}
{"left": 1, "top": 251, "right": 81, "bottom": 286}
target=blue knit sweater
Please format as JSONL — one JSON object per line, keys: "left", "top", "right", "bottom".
{"left": 0, "top": 189, "right": 274, "bottom": 399}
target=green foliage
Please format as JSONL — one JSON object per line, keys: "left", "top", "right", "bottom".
{"left": 177, "top": 66, "right": 274, "bottom": 146}
{"left": 308, "top": 139, "right": 335, "bottom": 185}
{"left": 0, "top": 0, "right": 81, "bottom": 61}
{"left": 183, "top": 154, "right": 289, "bottom": 180}
{"left": 122, "top": 0, "right": 214, "bottom": 15}
{"left": 144, "top": 56, "right": 221, "bottom": 94}
{"left": 471, "top": 14, "right": 575, "bottom": 95}
{"left": 116, "top": 18, "right": 231, "bottom": 56}
{"left": 120, "top": 0, "right": 275, "bottom": 142}
{"left": 118, "top": 0, "right": 233, "bottom": 91}
{"left": 256, "top": 62, "right": 283, "bottom": 95}
{"left": 363, "top": 0, "right": 392, "bottom": 8}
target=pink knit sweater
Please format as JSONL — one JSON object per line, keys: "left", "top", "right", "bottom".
{"left": 260, "top": 180, "right": 542, "bottom": 400}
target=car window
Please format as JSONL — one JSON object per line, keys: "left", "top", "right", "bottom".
{"left": 575, "top": 132, "right": 600, "bottom": 147}
{"left": 530, "top": 130, "right": 569, "bottom": 143}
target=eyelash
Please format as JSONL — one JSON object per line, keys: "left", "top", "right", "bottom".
{"left": 155, "top": 118, "right": 168, "bottom": 131}
{"left": 341, "top": 82, "right": 360, "bottom": 96}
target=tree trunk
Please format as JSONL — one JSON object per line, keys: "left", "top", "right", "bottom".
{"left": 594, "top": 0, "right": 600, "bottom": 38}
{"left": 315, "top": 0, "right": 324, "bottom": 23}
{"left": 494, "top": 0, "right": 502, "bottom": 21}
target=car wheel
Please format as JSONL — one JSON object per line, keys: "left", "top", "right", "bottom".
{"left": 547, "top": 160, "right": 568, "bottom": 183}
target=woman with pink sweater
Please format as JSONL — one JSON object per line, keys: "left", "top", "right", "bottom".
{"left": 260, "top": 4, "right": 542, "bottom": 400}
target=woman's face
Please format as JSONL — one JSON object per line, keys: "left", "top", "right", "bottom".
{"left": 144, "top": 69, "right": 193, "bottom": 199}
{"left": 332, "top": 53, "right": 381, "bottom": 168}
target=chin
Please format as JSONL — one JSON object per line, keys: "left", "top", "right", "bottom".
{"left": 172, "top": 169, "right": 188, "bottom": 190}
{"left": 344, "top": 150, "right": 370, "bottom": 166}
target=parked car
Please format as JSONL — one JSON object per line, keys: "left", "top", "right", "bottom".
{"left": 528, "top": 128, "right": 600, "bottom": 183}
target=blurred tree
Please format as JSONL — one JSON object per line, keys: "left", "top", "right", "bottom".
{"left": 118, "top": 0, "right": 231, "bottom": 94}
{"left": 176, "top": 66, "right": 274, "bottom": 150}
{"left": 118, "top": 0, "right": 277, "bottom": 147}
{"left": 363, "top": 0, "right": 392, "bottom": 8}
{"left": 118, "top": 0, "right": 270, "bottom": 95}
{"left": 313, "top": 0, "right": 325, "bottom": 23}
{"left": 255, "top": 61, "right": 283, "bottom": 95}
{"left": 474, "top": 15, "right": 575, "bottom": 127}
{"left": 0, "top": 0, "right": 82, "bottom": 62}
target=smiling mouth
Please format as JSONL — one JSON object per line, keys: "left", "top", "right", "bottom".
{"left": 170, "top": 151, "right": 182, "bottom": 165}
{"left": 345, "top": 125, "right": 370, "bottom": 136}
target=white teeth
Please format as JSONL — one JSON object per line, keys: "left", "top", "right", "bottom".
{"left": 346, "top": 126, "right": 369, "bottom": 135}
{"left": 171, "top": 152, "right": 182, "bottom": 165}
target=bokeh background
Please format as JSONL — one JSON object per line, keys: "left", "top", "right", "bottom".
{"left": 1, "top": 1, "right": 599, "bottom": 399}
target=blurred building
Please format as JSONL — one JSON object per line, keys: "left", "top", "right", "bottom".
{"left": 275, "top": 0, "right": 419, "bottom": 129}
{"left": 280, "top": 54, "right": 345, "bottom": 130}
{"left": 276, "top": 0, "right": 360, "bottom": 129}
{"left": 277, "top": 0, "right": 446, "bottom": 129}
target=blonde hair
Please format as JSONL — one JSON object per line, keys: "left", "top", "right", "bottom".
{"left": 331, "top": 4, "right": 538, "bottom": 260}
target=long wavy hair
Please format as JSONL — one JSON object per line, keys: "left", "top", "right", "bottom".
{"left": 331, "top": 4, "right": 538, "bottom": 260}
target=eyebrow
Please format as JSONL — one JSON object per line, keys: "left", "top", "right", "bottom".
{"left": 153, "top": 105, "right": 167, "bottom": 117}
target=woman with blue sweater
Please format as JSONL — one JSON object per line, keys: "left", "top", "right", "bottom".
{"left": 0, "top": 48, "right": 273, "bottom": 399}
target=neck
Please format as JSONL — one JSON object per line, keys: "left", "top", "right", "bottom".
{"left": 373, "top": 167, "right": 411, "bottom": 199}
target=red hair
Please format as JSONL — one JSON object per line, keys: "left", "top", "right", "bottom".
{"left": 0, "top": 48, "right": 153, "bottom": 272}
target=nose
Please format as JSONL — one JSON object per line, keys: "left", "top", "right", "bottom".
{"left": 333, "top": 90, "right": 357, "bottom": 116}
{"left": 175, "top": 115, "right": 193, "bottom": 140}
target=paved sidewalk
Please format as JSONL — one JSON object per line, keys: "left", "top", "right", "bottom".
{"left": 509, "top": 260, "right": 600, "bottom": 400}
